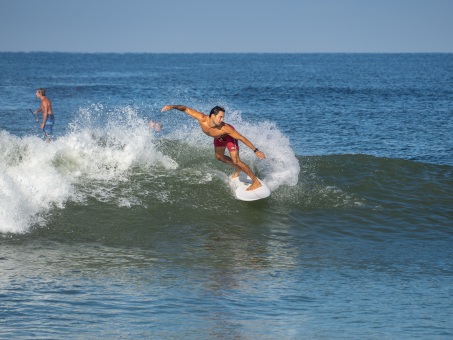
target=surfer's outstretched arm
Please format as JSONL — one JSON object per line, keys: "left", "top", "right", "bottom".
{"left": 223, "top": 125, "right": 266, "bottom": 159}
{"left": 161, "top": 105, "right": 206, "bottom": 122}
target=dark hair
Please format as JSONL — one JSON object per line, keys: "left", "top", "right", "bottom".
{"left": 37, "top": 88, "right": 46, "bottom": 96}
{"left": 209, "top": 106, "right": 225, "bottom": 117}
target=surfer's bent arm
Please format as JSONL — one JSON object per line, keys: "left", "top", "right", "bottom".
{"left": 161, "top": 105, "right": 205, "bottom": 121}
{"left": 225, "top": 127, "right": 266, "bottom": 159}
{"left": 39, "top": 111, "right": 48, "bottom": 129}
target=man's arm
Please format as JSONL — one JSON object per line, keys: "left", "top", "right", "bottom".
{"left": 161, "top": 105, "right": 206, "bottom": 122}
{"left": 40, "top": 112, "right": 48, "bottom": 129}
{"left": 223, "top": 125, "right": 266, "bottom": 159}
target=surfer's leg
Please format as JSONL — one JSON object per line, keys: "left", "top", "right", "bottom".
{"left": 43, "top": 127, "right": 52, "bottom": 143}
{"left": 215, "top": 147, "right": 242, "bottom": 178}
{"left": 228, "top": 151, "right": 262, "bottom": 191}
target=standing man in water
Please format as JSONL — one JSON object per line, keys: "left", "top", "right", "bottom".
{"left": 161, "top": 105, "right": 266, "bottom": 191}
{"left": 33, "top": 88, "right": 54, "bottom": 142}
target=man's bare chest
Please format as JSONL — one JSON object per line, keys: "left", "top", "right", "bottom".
{"left": 200, "top": 123, "right": 225, "bottom": 138}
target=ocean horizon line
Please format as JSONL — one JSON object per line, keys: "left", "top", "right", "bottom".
{"left": 1, "top": 50, "right": 452, "bottom": 55}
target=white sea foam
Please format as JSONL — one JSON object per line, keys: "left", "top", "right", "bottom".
{"left": 229, "top": 117, "right": 300, "bottom": 191}
{"left": 0, "top": 132, "right": 73, "bottom": 233}
{"left": 0, "top": 106, "right": 178, "bottom": 234}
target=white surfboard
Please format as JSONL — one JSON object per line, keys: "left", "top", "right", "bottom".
{"left": 229, "top": 173, "right": 271, "bottom": 201}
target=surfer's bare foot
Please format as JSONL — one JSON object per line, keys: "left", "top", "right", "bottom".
{"left": 246, "top": 180, "right": 262, "bottom": 191}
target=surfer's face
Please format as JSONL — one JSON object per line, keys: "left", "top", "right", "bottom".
{"left": 212, "top": 111, "right": 225, "bottom": 126}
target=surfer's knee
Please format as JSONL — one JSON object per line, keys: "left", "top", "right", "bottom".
{"left": 231, "top": 158, "right": 242, "bottom": 167}
{"left": 215, "top": 153, "right": 226, "bottom": 162}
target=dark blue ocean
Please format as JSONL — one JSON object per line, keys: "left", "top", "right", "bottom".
{"left": 1, "top": 53, "right": 452, "bottom": 339}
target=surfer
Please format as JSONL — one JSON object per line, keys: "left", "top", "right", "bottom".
{"left": 33, "top": 88, "right": 54, "bottom": 142}
{"left": 161, "top": 105, "right": 266, "bottom": 191}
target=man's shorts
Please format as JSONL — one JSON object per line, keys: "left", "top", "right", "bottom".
{"left": 213, "top": 125, "right": 239, "bottom": 152}
{"left": 44, "top": 114, "right": 55, "bottom": 136}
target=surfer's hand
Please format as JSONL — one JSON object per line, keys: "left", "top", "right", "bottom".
{"left": 161, "top": 105, "right": 172, "bottom": 112}
{"left": 255, "top": 150, "right": 266, "bottom": 159}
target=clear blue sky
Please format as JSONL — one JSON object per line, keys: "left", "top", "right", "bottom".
{"left": 1, "top": 0, "right": 452, "bottom": 53}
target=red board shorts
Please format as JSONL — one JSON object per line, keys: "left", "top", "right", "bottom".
{"left": 213, "top": 125, "right": 239, "bottom": 152}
